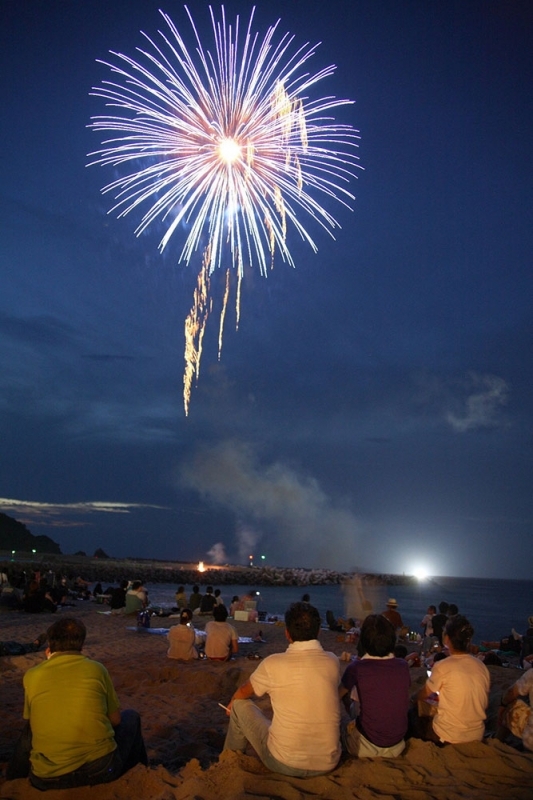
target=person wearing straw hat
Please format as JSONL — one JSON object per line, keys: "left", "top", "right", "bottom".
{"left": 382, "top": 598, "right": 403, "bottom": 631}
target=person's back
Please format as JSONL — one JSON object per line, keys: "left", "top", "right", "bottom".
{"left": 341, "top": 615, "right": 410, "bottom": 757}
{"left": 421, "top": 605, "right": 436, "bottom": 637}
{"left": 224, "top": 602, "right": 341, "bottom": 776}
{"left": 416, "top": 614, "right": 489, "bottom": 744}
{"left": 168, "top": 609, "right": 197, "bottom": 660}
{"left": 23, "top": 581, "right": 57, "bottom": 614}
{"left": 429, "top": 651, "right": 489, "bottom": 742}
{"left": 349, "top": 659, "right": 410, "bottom": 744}
{"left": 0, "top": 584, "right": 23, "bottom": 611}
{"left": 431, "top": 602, "right": 449, "bottom": 645}
{"left": 8, "top": 616, "right": 147, "bottom": 789}
{"left": 175, "top": 586, "right": 187, "bottom": 609}
{"left": 382, "top": 599, "right": 403, "bottom": 630}
{"left": 259, "top": 636, "right": 340, "bottom": 770}
{"left": 189, "top": 586, "right": 202, "bottom": 612}
{"left": 200, "top": 586, "right": 217, "bottom": 614}
{"left": 125, "top": 581, "right": 146, "bottom": 615}
{"left": 205, "top": 605, "right": 238, "bottom": 660}
{"left": 25, "top": 651, "right": 118, "bottom": 777}
{"left": 109, "top": 581, "right": 127, "bottom": 611}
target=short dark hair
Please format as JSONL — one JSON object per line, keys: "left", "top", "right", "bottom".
{"left": 285, "top": 602, "right": 320, "bottom": 641}
{"left": 47, "top": 617, "right": 86, "bottom": 652}
{"left": 131, "top": 580, "right": 142, "bottom": 590}
{"left": 360, "top": 614, "right": 396, "bottom": 657}
{"left": 448, "top": 603, "right": 459, "bottom": 616}
{"left": 213, "top": 604, "right": 228, "bottom": 622}
{"left": 177, "top": 586, "right": 184, "bottom": 593}
{"left": 428, "top": 605, "right": 436, "bottom": 614}
{"left": 193, "top": 585, "right": 199, "bottom": 593}
{"left": 394, "top": 644, "right": 408, "bottom": 659}
{"left": 179, "top": 608, "right": 193, "bottom": 624}
{"left": 444, "top": 614, "right": 474, "bottom": 652}
{"left": 438, "top": 601, "right": 449, "bottom": 614}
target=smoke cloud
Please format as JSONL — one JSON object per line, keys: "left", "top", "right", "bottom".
{"left": 180, "top": 440, "right": 359, "bottom": 570}
{"left": 206, "top": 542, "right": 227, "bottom": 564}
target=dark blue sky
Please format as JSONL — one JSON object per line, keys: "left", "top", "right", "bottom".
{"left": 1, "top": 0, "right": 532, "bottom": 578}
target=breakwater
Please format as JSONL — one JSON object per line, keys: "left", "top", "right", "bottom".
{"left": 0, "top": 554, "right": 417, "bottom": 588}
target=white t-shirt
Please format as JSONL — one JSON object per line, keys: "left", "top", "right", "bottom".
{"left": 421, "top": 613, "right": 434, "bottom": 636}
{"left": 204, "top": 621, "right": 237, "bottom": 659}
{"left": 426, "top": 653, "right": 490, "bottom": 743}
{"left": 250, "top": 640, "right": 341, "bottom": 772}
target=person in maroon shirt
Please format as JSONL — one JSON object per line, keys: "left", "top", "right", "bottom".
{"left": 340, "top": 615, "right": 411, "bottom": 758}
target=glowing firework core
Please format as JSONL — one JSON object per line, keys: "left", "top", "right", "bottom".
{"left": 218, "top": 138, "right": 242, "bottom": 164}
{"left": 88, "top": 6, "right": 361, "bottom": 414}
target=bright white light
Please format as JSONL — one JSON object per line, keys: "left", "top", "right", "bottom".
{"left": 218, "top": 138, "right": 241, "bottom": 163}
{"left": 413, "top": 566, "right": 429, "bottom": 581}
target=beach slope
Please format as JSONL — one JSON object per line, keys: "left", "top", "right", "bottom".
{"left": 1, "top": 604, "right": 532, "bottom": 799}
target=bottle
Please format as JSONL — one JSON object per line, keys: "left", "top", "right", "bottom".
{"left": 137, "top": 610, "right": 150, "bottom": 629}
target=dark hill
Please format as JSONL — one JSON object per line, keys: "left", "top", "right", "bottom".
{"left": 0, "top": 512, "right": 61, "bottom": 554}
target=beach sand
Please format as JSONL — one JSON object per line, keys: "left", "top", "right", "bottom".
{"left": 1, "top": 604, "right": 532, "bottom": 799}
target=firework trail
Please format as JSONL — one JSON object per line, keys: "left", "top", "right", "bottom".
{"left": 88, "top": 6, "right": 361, "bottom": 413}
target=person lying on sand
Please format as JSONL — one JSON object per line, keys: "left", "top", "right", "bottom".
{"left": 0, "top": 631, "right": 47, "bottom": 657}
{"left": 223, "top": 602, "right": 341, "bottom": 777}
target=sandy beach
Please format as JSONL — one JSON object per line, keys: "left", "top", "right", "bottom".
{"left": 1, "top": 603, "right": 532, "bottom": 800}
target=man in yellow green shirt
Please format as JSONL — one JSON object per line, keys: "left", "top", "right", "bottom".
{"left": 7, "top": 617, "right": 148, "bottom": 790}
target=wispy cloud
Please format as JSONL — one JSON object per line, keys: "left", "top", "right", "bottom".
{"left": 0, "top": 497, "right": 167, "bottom": 528}
{"left": 445, "top": 373, "right": 509, "bottom": 432}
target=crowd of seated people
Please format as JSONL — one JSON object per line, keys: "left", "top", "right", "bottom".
{"left": 3, "top": 572, "right": 531, "bottom": 796}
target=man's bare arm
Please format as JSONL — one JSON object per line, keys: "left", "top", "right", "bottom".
{"left": 226, "top": 679, "right": 255, "bottom": 715}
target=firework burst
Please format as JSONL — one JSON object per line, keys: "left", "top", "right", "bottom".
{"left": 88, "top": 6, "right": 361, "bottom": 413}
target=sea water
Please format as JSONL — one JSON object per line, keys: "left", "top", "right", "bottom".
{"left": 142, "top": 576, "right": 533, "bottom": 644}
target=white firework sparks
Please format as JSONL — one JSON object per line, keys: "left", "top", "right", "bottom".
{"left": 88, "top": 5, "right": 362, "bottom": 412}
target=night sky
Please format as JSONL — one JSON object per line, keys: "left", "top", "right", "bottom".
{"left": 1, "top": 0, "right": 532, "bottom": 578}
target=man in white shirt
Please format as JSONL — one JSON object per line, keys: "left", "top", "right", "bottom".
{"left": 223, "top": 602, "right": 341, "bottom": 776}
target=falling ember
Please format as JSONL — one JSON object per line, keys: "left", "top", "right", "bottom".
{"left": 184, "top": 255, "right": 212, "bottom": 416}
{"left": 88, "top": 6, "right": 361, "bottom": 414}
{"left": 236, "top": 271, "right": 242, "bottom": 330}
{"left": 218, "top": 269, "right": 231, "bottom": 361}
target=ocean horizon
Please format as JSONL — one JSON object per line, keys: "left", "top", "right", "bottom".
{"left": 139, "top": 575, "right": 533, "bottom": 646}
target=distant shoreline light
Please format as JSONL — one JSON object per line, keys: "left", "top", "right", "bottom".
{"left": 413, "top": 567, "right": 430, "bottom": 581}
